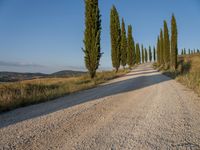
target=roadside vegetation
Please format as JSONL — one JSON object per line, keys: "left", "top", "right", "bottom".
{"left": 0, "top": 70, "right": 128, "bottom": 112}
{"left": 176, "top": 54, "right": 200, "bottom": 95}
{"left": 156, "top": 54, "right": 200, "bottom": 96}
{"left": 153, "top": 13, "right": 200, "bottom": 96}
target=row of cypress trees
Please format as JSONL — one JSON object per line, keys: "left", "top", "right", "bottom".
{"left": 110, "top": 6, "right": 156, "bottom": 71}
{"left": 181, "top": 48, "right": 200, "bottom": 55}
{"left": 110, "top": 5, "right": 139, "bottom": 71}
{"left": 83, "top": 0, "right": 178, "bottom": 78}
{"left": 157, "top": 14, "right": 178, "bottom": 70}
{"left": 141, "top": 46, "right": 156, "bottom": 63}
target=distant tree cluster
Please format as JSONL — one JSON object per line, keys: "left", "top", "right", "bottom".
{"left": 181, "top": 48, "right": 200, "bottom": 55}
{"left": 156, "top": 14, "right": 178, "bottom": 70}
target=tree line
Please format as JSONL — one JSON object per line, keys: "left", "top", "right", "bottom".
{"left": 110, "top": 5, "right": 156, "bottom": 72}
{"left": 181, "top": 48, "right": 200, "bottom": 55}
{"left": 156, "top": 14, "right": 178, "bottom": 70}
{"left": 83, "top": 0, "right": 178, "bottom": 78}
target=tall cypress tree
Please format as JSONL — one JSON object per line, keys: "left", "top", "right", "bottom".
{"left": 184, "top": 48, "right": 186, "bottom": 55}
{"left": 138, "top": 45, "right": 141, "bottom": 64}
{"left": 110, "top": 5, "right": 121, "bottom": 72}
{"left": 83, "top": 0, "right": 102, "bottom": 78}
{"left": 157, "top": 36, "right": 160, "bottom": 65}
{"left": 136, "top": 43, "right": 141, "bottom": 64}
{"left": 171, "top": 14, "right": 178, "bottom": 70}
{"left": 163, "top": 20, "right": 170, "bottom": 68}
{"left": 153, "top": 46, "right": 156, "bottom": 62}
{"left": 141, "top": 45, "right": 144, "bottom": 63}
{"left": 160, "top": 29, "right": 164, "bottom": 66}
{"left": 145, "top": 48, "right": 148, "bottom": 63}
{"left": 120, "top": 18, "right": 127, "bottom": 69}
{"left": 127, "top": 25, "right": 135, "bottom": 68}
{"left": 181, "top": 49, "right": 184, "bottom": 55}
{"left": 149, "top": 46, "right": 152, "bottom": 62}
{"left": 139, "top": 45, "right": 141, "bottom": 64}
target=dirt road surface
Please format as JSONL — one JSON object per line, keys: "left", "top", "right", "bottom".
{"left": 1, "top": 63, "right": 200, "bottom": 150}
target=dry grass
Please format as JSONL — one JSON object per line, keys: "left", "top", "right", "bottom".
{"left": 0, "top": 70, "right": 128, "bottom": 112}
{"left": 155, "top": 54, "right": 200, "bottom": 96}
{"left": 176, "top": 54, "right": 200, "bottom": 95}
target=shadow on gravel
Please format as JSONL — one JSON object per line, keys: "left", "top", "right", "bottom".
{"left": 0, "top": 72, "right": 171, "bottom": 128}
{"left": 123, "top": 71, "right": 159, "bottom": 77}
{"left": 172, "top": 142, "right": 200, "bottom": 149}
{"left": 131, "top": 68, "right": 155, "bottom": 73}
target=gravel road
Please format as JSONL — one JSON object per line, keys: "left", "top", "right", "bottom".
{"left": 1, "top": 63, "right": 200, "bottom": 150}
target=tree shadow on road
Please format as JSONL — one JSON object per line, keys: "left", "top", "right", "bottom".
{"left": 123, "top": 70, "right": 159, "bottom": 77}
{"left": 131, "top": 68, "right": 155, "bottom": 73}
{"left": 0, "top": 72, "right": 171, "bottom": 128}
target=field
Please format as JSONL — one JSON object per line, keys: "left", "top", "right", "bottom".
{"left": 159, "top": 54, "right": 200, "bottom": 96}
{"left": 0, "top": 70, "right": 128, "bottom": 112}
{"left": 176, "top": 54, "right": 200, "bottom": 95}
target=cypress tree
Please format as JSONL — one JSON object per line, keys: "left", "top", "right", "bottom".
{"left": 136, "top": 43, "right": 141, "bottom": 64}
{"left": 139, "top": 46, "right": 141, "bottom": 63}
{"left": 153, "top": 46, "right": 156, "bottom": 62}
{"left": 141, "top": 45, "right": 144, "bottom": 63}
{"left": 163, "top": 20, "right": 170, "bottom": 68}
{"left": 120, "top": 18, "right": 127, "bottom": 69}
{"left": 157, "top": 36, "right": 160, "bottom": 65}
{"left": 110, "top": 5, "right": 121, "bottom": 72}
{"left": 149, "top": 46, "right": 152, "bottom": 62}
{"left": 160, "top": 29, "right": 164, "bottom": 66}
{"left": 127, "top": 25, "right": 135, "bottom": 68}
{"left": 145, "top": 48, "right": 148, "bottom": 62}
{"left": 184, "top": 48, "right": 186, "bottom": 55}
{"left": 83, "top": 0, "right": 102, "bottom": 78}
{"left": 139, "top": 46, "right": 141, "bottom": 64}
{"left": 181, "top": 49, "right": 183, "bottom": 55}
{"left": 171, "top": 14, "right": 178, "bottom": 70}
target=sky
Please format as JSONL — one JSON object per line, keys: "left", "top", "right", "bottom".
{"left": 0, "top": 0, "right": 199, "bottom": 73}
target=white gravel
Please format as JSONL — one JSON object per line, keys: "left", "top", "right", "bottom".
{"left": 0, "top": 63, "right": 200, "bottom": 150}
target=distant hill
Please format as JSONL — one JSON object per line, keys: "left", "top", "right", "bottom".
{"left": 0, "top": 72, "right": 47, "bottom": 82}
{"left": 51, "top": 70, "right": 86, "bottom": 77}
{"left": 0, "top": 70, "right": 86, "bottom": 82}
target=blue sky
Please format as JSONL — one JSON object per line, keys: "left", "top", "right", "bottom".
{"left": 0, "top": 0, "right": 199, "bottom": 73}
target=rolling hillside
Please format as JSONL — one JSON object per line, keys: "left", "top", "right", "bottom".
{"left": 0, "top": 70, "right": 86, "bottom": 82}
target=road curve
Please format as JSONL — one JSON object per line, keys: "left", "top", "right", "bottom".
{"left": 1, "top": 63, "right": 200, "bottom": 150}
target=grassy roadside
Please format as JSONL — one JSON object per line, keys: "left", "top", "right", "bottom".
{"left": 0, "top": 69, "right": 129, "bottom": 112}
{"left": 154, "top": 54, "right": 200, "bottom": 96}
